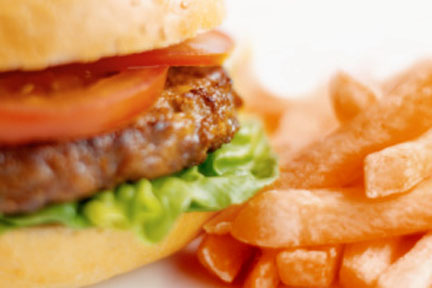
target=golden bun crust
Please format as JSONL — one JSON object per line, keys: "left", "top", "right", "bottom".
{"left": 0, "top": 211, "right": 214, "bottom": 288}
{"left": 0, "top": 0, "right": 225, "bottom": 71}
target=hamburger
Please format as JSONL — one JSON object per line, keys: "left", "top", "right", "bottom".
{"left": 0, "top": 0, "right": 277, "bottom": 287}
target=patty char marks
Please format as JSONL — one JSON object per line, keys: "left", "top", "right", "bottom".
{"left": 0, "top": 67, "right": 241, "bottom": 214}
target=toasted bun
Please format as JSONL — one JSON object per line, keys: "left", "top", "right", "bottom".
{"left": 0, "top": 211, "right": 214, "bottom": 288}
{"left": 0, "top": 0, "right": 225, "bottom": 71}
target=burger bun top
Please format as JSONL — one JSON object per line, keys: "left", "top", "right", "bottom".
{"left": 0, "top": 0, "right": 225, "bottom": 71}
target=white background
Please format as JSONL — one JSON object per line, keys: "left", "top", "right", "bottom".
{"left": 94, "top": 1, "right": 432, "bottom": 287}
{"left": 224, "top": 0, "right": 432, "bottom": 97}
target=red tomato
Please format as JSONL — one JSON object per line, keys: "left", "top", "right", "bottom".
{"left": 0, "top": 30, "right": 233, "bottom": 145}
{"left": 58, "top": 30, "right": 234, "bottom": 73}
{"left": 0, "top": 67, "right": 168, "bottom": 145}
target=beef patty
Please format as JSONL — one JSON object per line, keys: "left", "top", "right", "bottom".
{"left": 0, "top": 67, "right": 241, "bottom": 214}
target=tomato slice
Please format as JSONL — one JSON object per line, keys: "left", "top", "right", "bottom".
{"left": 62, "top": 30, "right": 234, "bottom": 72}
{"left": 0, "top": 67, "right": 168, "bottom": 145}
{"left": 0, "top": 30, "right": 233, "bottom": 145}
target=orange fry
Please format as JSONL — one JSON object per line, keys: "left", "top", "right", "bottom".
{"left": 276, "top": 245, "right": 341, "bottom": 287}
{"left": 228, "top": 46, "right": 290, "bottom": 133}
{"left": 339, "top": 237, "right": 406, "bottom": 288}
{"left": 197, "top": 234, "right": 253, "bottom": 283}
{"left": 275, "top": 63, "right": 432, "bottom": 189}
{"left": 244, "top": 250, "right": 279, "bottom": 288}
{"left": 382, "top": 60, "right": 432, "bottom": 94}
{"left": 271, "top": 94, "right": 338, "bottom": 165}
{"left": 377, "top": 232, "right": 432, "bottom": 288}
{"left": 330, "top": 71, "right": 377, "bottom": 122}
{"left": 203, "top": 205, "right": 242, "bottom": 235}
{"left": 231, "top": 180, "right": 432, "bottom": 248}
{"left": 365, "top": 129, "right": 432, "bottom": 198}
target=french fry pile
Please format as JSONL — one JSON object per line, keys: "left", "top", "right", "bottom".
{"left": 195, "top": 60, "right": 432, "bottom": 288}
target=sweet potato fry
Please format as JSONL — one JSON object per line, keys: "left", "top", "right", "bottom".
{"left": 339, "top": 237, "right": 406, "bottom": 288}
{"left": 197, "top": 234, "right": 253, "bottom": 283}
{"left": 244, "top": 250, "right": 279, "bottom": 288}
{"left": 365, "top": 129, "right": 432, "bottom": 198}
{"left": 377, "top": 232, "right": 432, "bottom": 288}
{"left": 275, "top": 62, "right": 432, "bottom": 189}
{"left": 231, "top": 179, "right": 432, "bottom": 248}
{"left": 276, "top": 245, "right": 341, "bottom": 287}
{"left": 203, "top": 205, "right": 242, "bottom": 235}
{"left": 330, "top": 71, "right": 377, "bottom": 122}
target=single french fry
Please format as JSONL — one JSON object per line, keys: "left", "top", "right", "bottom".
{"left": 231, "top": 179, "right": 432, "bottom": 248}
{"left": 382, "top": 60, "right": 432, "bottom": 95}
{"left": 197, "top": 234, "right": 253, "bottom": 283}
{"left": 330, "top": 71, "right": 377, "bottom": 122}
{"left": 271, "top": 93, "right": 338, "bottom": 166}
{"left": 275, "top": 63, "right": 432, "bottom": 189}
{"left": 365, "top": 129, "right": 432, "bottom": 198}
{"left": 276, "top": 245, "right": 341, "bottom": 287}
{"left": 244, "top": 250, "right": 279, "bottom": 288}
{"left": 228, "top": 45, "right": 290, "bottom": 133}
{"left": 203, "top": 205, "right": 242, "bottom": 235}
{"left": 377, "top": 232, "right": 432, "bottom": 288}
{"left": 339, "top": 237, "right": 406, "bottom": 288}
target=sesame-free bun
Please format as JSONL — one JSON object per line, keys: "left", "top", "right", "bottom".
{"left": 0, "top": 211, "right": 214, "bottom": 288}
{"left": 0, "top": 0, "right": 225, "bottom": 72}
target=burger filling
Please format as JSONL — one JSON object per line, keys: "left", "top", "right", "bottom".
{"left": 0, "top": 32, "right": 278, "bottom": 243}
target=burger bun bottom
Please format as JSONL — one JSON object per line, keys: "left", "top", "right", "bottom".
{"left": 0, "top": 211, "right": 214, "bottom": 288}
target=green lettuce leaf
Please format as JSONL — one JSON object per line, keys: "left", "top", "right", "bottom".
{"left": 0, "top": 119, "right": 278, "bottom": 243}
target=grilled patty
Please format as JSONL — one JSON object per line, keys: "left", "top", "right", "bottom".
{"left": 0, "top": 67, "right": 241, "bottom": 214}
